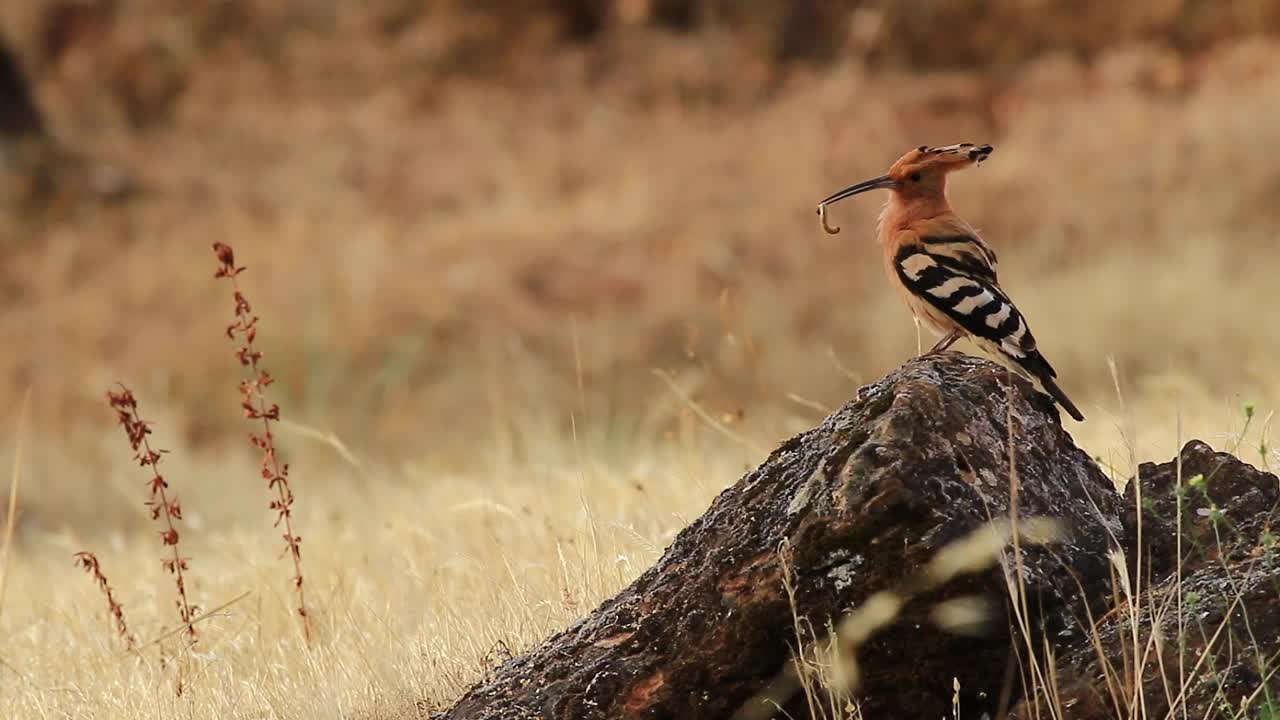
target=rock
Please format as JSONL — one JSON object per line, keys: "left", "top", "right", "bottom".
{"left": 430, "top": 356, "right": 1279, "bottom": 719}
{"left": 433, "top": 353, "right": 1126, "bottom": 719}
{"left": 1011, "top": 440, "right": 1280, "bottom": 719}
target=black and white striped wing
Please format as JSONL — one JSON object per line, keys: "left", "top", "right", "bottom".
{"left": 896, "top": 235, "right": 1085, "bottom": 421}
{"left": 895, "top": 244, "right": 1040, "bottom": 364}
{"left": 918, "top": 234, "right": 999, "bottom": 282}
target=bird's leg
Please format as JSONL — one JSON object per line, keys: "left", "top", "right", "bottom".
{"left": 928, "top": 330, "right": 962, "bottom": 354}
{"left": 914, "top": 316, "right": 923, "bottom": 356}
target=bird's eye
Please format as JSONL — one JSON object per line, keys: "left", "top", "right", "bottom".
{"left": 909, "top": 172, "right": 922, "bottom": 182}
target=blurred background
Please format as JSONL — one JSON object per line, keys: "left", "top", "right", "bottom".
{"left": 2, "top": 0, "right": 1279, "bottom": 475}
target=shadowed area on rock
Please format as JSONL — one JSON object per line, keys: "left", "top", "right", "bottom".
{"left": 432, "top": 353, "right": 1133, "bottom": 719}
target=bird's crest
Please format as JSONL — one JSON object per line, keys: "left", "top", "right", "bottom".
{"left": 890, "top": 143, "right": 993, "bottom": 176}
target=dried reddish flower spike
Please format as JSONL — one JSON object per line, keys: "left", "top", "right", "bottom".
{"left": 212, "top": 242, "right": 242, "bottom": 278}
{"left": 212, "top": 242, "right": 311, "bottom": 643}
{"left": 74, "top": 551, "right": 135, "bottom": 649}
{"left": 107, "top": 386, "right": 198, "bottom": 640}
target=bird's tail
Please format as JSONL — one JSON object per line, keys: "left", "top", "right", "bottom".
{"left": 1038, "top": 373, "right": 1085, "bottom": 422}
{"left": 1010, "top": 351, "right": 1085, "bottom": 422}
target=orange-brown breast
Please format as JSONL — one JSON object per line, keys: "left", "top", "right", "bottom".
{"left": 880, "top": 236, "right": 957, "bottom": 336}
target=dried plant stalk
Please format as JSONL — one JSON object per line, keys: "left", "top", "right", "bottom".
{"left": 212, "top": 241, "right": 311, "bottom": 643}
{"left": 107, "top": 387, "right": 198, "bottom": 641}
{"left": 73, "top": 551, "right": 135, "bottom": 649}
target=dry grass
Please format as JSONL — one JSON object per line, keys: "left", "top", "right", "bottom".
{"left": 0, "top": 425, "right": 748, "bottom": 718}
{"left": 0, "top": 5, "right": 1278, "bottom": 718}
{"left": 0, "top": 373, "right": 1273, "bottom": 718}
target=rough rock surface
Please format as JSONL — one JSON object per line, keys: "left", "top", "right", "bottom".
{"left": 435, "top": 354, "right": 1128, "bottom": 719}
{"left": 1011, "top": 440, "right": 1280, "bottom": 719}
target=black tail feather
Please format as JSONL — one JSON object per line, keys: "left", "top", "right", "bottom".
{"left": 1013, "top": 351, "right": 1085, "bottom": 422}
{"left": 1037, "top": 373, "right": 1085, "bottom": 422}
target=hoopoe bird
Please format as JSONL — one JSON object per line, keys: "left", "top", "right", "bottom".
{"left": 817, "top": 143, "right": 1085, "bottom": 422}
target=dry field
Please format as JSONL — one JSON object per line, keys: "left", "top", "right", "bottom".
{"left": 1, "top": 3, "right": 1279, "bottom": 717}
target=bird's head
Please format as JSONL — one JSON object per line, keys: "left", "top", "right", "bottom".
{"left": 818, "top": 143, "right": 993, "bottom": 233}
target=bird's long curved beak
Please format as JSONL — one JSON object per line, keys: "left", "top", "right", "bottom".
{"left": 818, "top": 174, "right": 897, "bottom": 207}
{"left": 816, "top": 174, "right": 896, "bottom": 234}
